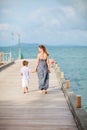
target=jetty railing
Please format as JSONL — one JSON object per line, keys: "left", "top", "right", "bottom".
{"left": 0, "top": 52, "right": 13, "bottom": 63}
{"left": 51, "top": 60, "right": 87, "bottom": 130}
{"left": 0, "top": 52, "right": 14, "bottom": 71}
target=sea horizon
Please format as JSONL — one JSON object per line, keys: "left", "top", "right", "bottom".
{"left": 0, "top": 43, "right": 87, "bottom": 47}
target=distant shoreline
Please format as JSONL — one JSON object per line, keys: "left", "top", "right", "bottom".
{"left": 0, "top": 43, "right": 87, "bottom": 48}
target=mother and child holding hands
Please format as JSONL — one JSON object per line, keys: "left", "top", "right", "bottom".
{"left": 21, "top": 45, "right": 50, "bottom": 94}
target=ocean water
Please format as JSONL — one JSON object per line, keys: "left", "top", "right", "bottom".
{"left": 0, "top": 45, "right": 87, "bottom": 111}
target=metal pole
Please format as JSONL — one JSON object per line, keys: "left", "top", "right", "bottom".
{"left": 18, "top": 33, "right": 20, "bottom": 59}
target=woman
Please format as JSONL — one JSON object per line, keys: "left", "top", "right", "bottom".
{"left": 35, "top": 45, "right": 50, "bottom": 94}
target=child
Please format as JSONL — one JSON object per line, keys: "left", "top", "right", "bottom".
{"left": 21, "top": 60, "right": 30, "bottom": 93}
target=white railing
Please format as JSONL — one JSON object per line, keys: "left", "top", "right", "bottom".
{"left": 0, "top": 52, "right": 12, "bottom": 62}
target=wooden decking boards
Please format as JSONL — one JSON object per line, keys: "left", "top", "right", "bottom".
{"left": 0, "top": 59, "right": 78, "bottom": 130}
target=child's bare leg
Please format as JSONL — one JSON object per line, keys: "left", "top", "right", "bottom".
{"left": 23, "top": 87, "right": 26, "bottom": 93}
{"left": 26, "top": 87, "right": 28, "bottom": 93}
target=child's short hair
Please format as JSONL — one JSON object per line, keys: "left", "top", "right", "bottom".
{"left": 22, "top": 60, "right": 29, "bottom": 66}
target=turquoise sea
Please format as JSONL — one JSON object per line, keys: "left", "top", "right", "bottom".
{"left": 0, "top": 45, "right": 87, "bottom": 111}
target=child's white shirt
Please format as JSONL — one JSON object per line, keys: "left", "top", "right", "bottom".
{"left": 21, "top": 66, "right": 30, "bottom": 80}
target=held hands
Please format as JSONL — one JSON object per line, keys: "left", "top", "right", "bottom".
{"left": 48, "top": 69, "right": 51, "bottom": 73}
{"left": 31, "top": 68, "right": 37, "bottom": 73}
{"left": 30, "top": 68, "right": 50, "bottom": 73}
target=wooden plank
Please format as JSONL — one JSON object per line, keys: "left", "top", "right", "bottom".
{"left": 0, "top": 59, "right": 78, "bottom": 130}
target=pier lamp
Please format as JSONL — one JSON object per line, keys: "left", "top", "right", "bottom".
{"left": 17, "top": 33, "right": 23, "bottom": 59}
{"left": 10, "top": 32, "right": 15, "bottom": 61}
{"left": 11, "top": 32, "right": 23, "bottom": 59}
{"left": 18, "top": 33, "right": 21, "bottom": 59}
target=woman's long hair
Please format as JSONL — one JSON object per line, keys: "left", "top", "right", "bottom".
{"left": 39, "top": 45, "right": 49, "bottom": 56}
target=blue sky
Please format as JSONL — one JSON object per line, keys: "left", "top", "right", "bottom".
{"left": 0, "top": 0, "right": 87, "bottom": 46}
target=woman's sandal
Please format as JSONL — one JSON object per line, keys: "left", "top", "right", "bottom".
{"left": 44, "top": 90, "right": 47, "bottom": 94}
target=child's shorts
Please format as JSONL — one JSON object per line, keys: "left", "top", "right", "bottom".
{"left": 22, "top": 79, "right": 29, "bottom": 87}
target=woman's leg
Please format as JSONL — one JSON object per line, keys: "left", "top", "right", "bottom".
{"left": 37, "top": 69, "right": 45, "bottom": 90}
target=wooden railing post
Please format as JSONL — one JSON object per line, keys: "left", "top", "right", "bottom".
{"left": 66, "top": 80, "right": 70, "bottom": 89}
{"left": 57, "top": 67, "right": 60, "bottom": 72}
{"left": 61, "top": 72, "right": 64, "bottom": 79}
{"left": 76, "top": 95, "right": 82, "bottom": 108}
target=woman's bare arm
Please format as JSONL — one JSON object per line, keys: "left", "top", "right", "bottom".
{"left": 35, "top": 54, "right": 40, "bottom": 71}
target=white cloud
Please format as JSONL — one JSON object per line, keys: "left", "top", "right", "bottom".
{"left": 27, "top": 7, "right": 61, "bottom": 29}
{"left": 1, "top": 9, "right": 12, "bottom": 14}
{"left": 0, "top": 0, "right": 87, "bottom": 45}
{"left": 0, "top": 23, "right": 10, "bottom": 30}
{"left": 51, "top": 19, "right": 60, "bottom": 26}
{"left": 63, "top": 6, "right": 75, "bottom": 17}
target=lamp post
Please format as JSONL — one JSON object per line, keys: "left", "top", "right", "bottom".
{"left": 18, "top": 33, "right": 20, "bottom": 59}
{"left": 11, "top": 32, "right": 23, "bottom": 59}
{"left": 17, "top": 33, "right": 23, "bottom": 59}
{"left": 10, "top": 32, "right": 15, "bottom": 61}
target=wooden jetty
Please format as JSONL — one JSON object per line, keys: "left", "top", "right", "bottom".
{"left": 0, "top": 59, "right": 78, "bottom": 130}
